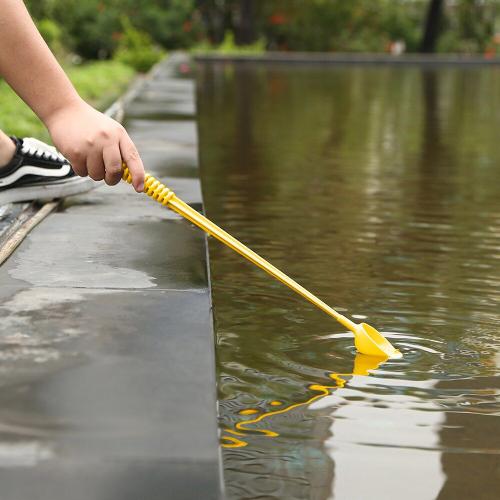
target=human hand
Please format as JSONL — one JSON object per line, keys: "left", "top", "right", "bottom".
{"left": 44, "top": 99, "right": 145, "bottom": 192}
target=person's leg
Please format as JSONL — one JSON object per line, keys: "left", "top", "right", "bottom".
{"left": 0, "top": 130, "right": 16, "bottom": 168}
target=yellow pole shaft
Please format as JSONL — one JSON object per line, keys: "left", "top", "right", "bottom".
{"left": 168, "top": 196, "right": 358, "bottom": 333}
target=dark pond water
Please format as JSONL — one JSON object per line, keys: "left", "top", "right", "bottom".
{"left": 197, "top": 62, "right": 500, "bottom": 500}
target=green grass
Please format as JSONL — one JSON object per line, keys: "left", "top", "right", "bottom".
{"left": 0, "top": 60, "right": 135, "bottom": 142}
{"left": 191, "top": 31, "right": 266, "bottom": 56}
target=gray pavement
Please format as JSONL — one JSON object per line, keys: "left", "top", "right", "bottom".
{"left": 0, "top": 56, "right": 222, "bottom": 500}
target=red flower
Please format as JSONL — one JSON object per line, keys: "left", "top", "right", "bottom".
{"left": 484, "top": 46, "right": 495, "bottom": 59}
{"left": 269, "top": 12, "right": 287, "bottom": 26}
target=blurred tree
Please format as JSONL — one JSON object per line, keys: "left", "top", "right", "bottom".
{"left": 235, "top": 0, "right": 256, "bottom": 44}
{"left": 196, "top": 0, "right": 229, "bottom": 44}
{"left": 195, "top": 0, "right": 245, "bottom": 44}
{"left": 420, "top": 0, "right": 445, "bottom": 52}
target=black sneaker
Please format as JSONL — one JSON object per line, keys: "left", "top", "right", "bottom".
{"left": 0, "top": 136, "right": 97, "bottom": 205}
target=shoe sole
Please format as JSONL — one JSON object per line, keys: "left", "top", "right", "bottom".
{"left": 0, "top": 177, "right": 99, "bottom": 205}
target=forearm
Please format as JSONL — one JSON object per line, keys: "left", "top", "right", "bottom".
{"left": 0, "top": 0, "right": 82, "bottom": 124}
{"left": 0, "top": 0, "right": 145, "bottom": 191}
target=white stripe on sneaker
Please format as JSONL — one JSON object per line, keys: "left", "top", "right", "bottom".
{"left": 0, "top": 164, "right": 71, "bottom": 187}
{"left": 22, "top": 137, "right": 67, "bottom": 163}
{"left": 0, "top": 176, "right": 97, "bottom": 205}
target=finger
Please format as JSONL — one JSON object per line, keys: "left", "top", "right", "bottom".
{"left": 66, "top": 151, "right": 87, "bottom": 177}
{"left": 119, "top": 135, "right": 145, "bottom": 192}
{"left": 70, "top": 160, "right": 88, "bottom": 178}
{"left": 103, "top": 144, "right": 123, "bottom": 186}
{"left": 86, "top": 150, "right": 105, "bottom": 182}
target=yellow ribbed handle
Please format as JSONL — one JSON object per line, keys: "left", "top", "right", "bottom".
{"left": 122, "top": 166, "right": 356, "bottom": 329}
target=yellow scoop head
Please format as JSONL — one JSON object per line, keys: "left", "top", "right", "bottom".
{"left": 354, "top": 322, "right": 402, "bottom": 359}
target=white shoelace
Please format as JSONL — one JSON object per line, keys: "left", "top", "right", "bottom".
{"left": 21, "top": 137, "right": 67, "bottom": 163}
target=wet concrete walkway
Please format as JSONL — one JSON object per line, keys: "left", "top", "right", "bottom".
{"left": 0, "top": 56, "right": 222, "bottom": 499}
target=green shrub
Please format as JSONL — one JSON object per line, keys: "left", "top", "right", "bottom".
{"left": 130, "top": 0, "right": 202, "bottom": 49}
{"left": 25, "top": 0, "right": 199, "bottom": 60}
{"left": 55, "top": 1, "right": 121, "bottom": 59}
{"left": 219, "top": 31, "right": 266, "bottom": 54}
{"left": 192, "top": 31, "right": 266, "bottom": 55}
{"left": 114, "top": 17, "right": 165, "bottom": 72}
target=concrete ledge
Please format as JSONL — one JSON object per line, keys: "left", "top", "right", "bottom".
{"left": 0, "top": 55, "right": 222, "bottom": 500}
{"left": 195, "top": 51, "right": 500, "bottom": 66}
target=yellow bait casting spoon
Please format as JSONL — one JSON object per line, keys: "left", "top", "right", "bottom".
{"left": 122, "top": 167, "right": 402, "bottom": 359}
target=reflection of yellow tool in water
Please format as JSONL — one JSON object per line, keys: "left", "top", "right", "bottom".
{"left": 221, "top": 353, "right": 386, "bottom": 448}
{"left": 122, "top": 167, "right": 401, "bottom": 359}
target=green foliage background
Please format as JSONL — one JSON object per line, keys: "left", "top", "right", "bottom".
{"left": 25, "top": 0, "right": 198, "bottom": 59}
{"left": 22, "top": 0, "right": 500, "bottom": 57}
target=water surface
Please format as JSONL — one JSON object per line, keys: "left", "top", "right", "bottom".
{"left": 197, "top": 62, "right": 500, "bottom": 500}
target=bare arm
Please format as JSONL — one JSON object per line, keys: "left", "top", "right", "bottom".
{"left": 0, "top": 0, "right": 80, "bottom": 122}
{"left": 0, "top": 0, "right": 144, "bottom": 191}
